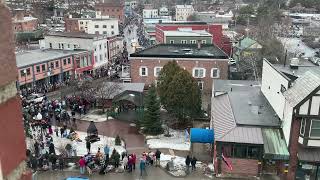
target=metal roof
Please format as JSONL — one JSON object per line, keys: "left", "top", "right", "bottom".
{"left": 235, "top": 37, "right": 261, "bottom": 50}
{"left": 211, "top": 94, "right": 263, "bottom": 144}
{"left": 211, "top": 94, "right": 236, "bottom": 140}
{"left": 105, "top": 82, "right": 145, "bottom": 99}
{"left": 15, "top": 49, "right": 87, "bottom": 68}
{"left": 283, "top": 71, "right": 320, "bottom": 108}
{"left": 219, "top": 127, "right": 264, "bottom": 144}
{"left": 262, "top": 128, "right": 289, "bottom": 160}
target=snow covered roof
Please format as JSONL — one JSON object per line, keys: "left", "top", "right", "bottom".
{"left": 176, "top": 5, "right": 193, "bottom": 9}
{"left": 163, "top": 29, "right": 212, "bottom": 37}
{"left": 105, "top": 82, "right": 145, "bottom": 99}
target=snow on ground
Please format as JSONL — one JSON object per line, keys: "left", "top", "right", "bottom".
{"left": 146, "top": 130, "right": 190, "bottom": 151}
{"left": 279, "top": 37, "right": 317, "bottom": 58}
{"left": 67, "top": 110, "right": 113, "bottom": 123}
{"left": 159, "top": 154, "right": 204, "bottom": 177}
{"left": 26, "top": 129, "right": 125, "bottom": 157}
{"left": 80, "top": 114, "right": 113, "bottom": 123}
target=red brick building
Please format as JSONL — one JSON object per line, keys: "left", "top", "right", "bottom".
{"left": 12, "top": 10, "right": 38, "bottom": 32}
{"left": 95, "top": 0, "right": 125, "bottom": 23}
{"left": 129, "top": 43, "right": 229, "bottom": 95}
{"left": 155, "top": 22, "right": 223, "bottom": 49}
{"left": 0, "top": 4, "right": 31, "bottom": 180}
{"left": 64, "top": 18, "right": 80, "bottom": 32}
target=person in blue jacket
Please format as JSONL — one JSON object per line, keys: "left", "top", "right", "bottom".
{"left": 139, "top": 157, "right": 147, "bottom": 177}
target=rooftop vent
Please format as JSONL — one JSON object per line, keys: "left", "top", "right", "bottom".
{"left": 290, "top": 58, "right": 299, "bottom": 69}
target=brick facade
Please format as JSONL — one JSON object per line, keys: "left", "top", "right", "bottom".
{"left": 13, "top": 18, "right": 38, "bottom": 32}
{"left": 221, "top": 158, "right": 260, "bottom": 176}
{"left": 287, "top": 117, "right": 301, "bottom": 180}
{"left": 65, "top": 18, "right": 80, "bottom": 32}
{"left": 95, "top": 3, "right": 124, "bottom": 23}
{"left": 130, "top": 58, "right": 229, "bottom": 94}
{"left": 0, "top": 3, "right": 31, "bottom": 179}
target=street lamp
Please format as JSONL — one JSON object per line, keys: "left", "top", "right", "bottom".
{"left": 47, "top": 67, "right": 52, "bottom": 86}
{"left": 23, "top": 69, "right": 27, "bottom": 86}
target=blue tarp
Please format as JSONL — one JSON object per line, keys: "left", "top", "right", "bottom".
{"left": 66, "top": 177, "right": 89, "bottom": 180}
{"left": 190, "top": 128, "right": 214, "bottom": 143}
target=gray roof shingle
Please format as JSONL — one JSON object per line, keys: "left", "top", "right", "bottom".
{"left": 284, "top": 71, "right": 320, "bottom": 107}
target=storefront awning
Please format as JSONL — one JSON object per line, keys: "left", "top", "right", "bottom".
{"left": 262, "top": 129, "right": 289, "bottom": 160}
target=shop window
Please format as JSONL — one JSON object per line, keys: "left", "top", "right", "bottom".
{"left": 20, "top": 70, "right": 25, "bottom": 77}
{"left": 233, "top": 145, "right": 247, "bottom": 158}
{"left": 36, "top": 66, "right": 40, "bottom": 73}
{"left": 42, "top": 64, "right": 46, "bottom": 71}
{"left": 247, "top": 146, "right": 260, "bottom": 159}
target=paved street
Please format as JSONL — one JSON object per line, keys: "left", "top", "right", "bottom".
{"left": 123, "top": 24, "right": 139, "bottom": 55}
{"left": 74, "top": 119, "right": 146, "bottom": 153}
{"left": 34, "top": 167, "right": 213, "bottom": 180}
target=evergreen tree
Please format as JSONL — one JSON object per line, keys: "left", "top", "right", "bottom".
{"left": 142, "top": 84, "right": 163, "bottom": 135}
{"left": 158, "top": 61, "right": 183, "bottom": 110}
{"left": 165, "top": 70, "right": 202, "bottom": 123}
{"left": 158, "top": 61, "right": 202, "bottom": 126}
{"left": 115, "top": 135, "right": 121, "bottom": 146}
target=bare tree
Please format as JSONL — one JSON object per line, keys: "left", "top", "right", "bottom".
{"left": 94, "top": 82, "right": 122, "bottom": 113}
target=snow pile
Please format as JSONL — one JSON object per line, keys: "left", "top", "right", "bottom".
{"left": 26, "top": 129, "right": 125, "bottom": 157}
{"left": 159, "top": 154, "right": 203, "bottom": 177}
{"left": 146, "top": 130, "right": 190, "bottom": 151}
{"left": 208, "top": 163, "right": 214, "bottom": 172}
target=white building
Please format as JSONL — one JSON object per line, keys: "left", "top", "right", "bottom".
{"left": 143, "top": 9, "right": 159, "bottom": 19}
{"left": 261, "top": 58, "right": 320, "bottom": 178}
{"left": 159, "top": 7, "right": 169, "bottom": 16}
{"left": 66, "top": 16, "right": 119, "bottom": 37}
{"left": 40, "top": 32, "right": 121, "bottom": 70}
{"left": 86, "top": 18, "right": 119, "bottom": 36}
{"left": 175, "top": 5, "right": 194, "bottom": 21}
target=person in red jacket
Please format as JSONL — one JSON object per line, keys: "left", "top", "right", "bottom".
{"left": 79, "top": 156, "right": 86, "bottom": 175}
{"left": 132, "top": 153, "right": 136, "bottom": 170}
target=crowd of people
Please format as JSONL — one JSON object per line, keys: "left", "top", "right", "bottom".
{"left": 22, "top": 91, "right": 97, "bottom": 171}
{"left": 77, "top": 148, "right": 164, "bottom": 177}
